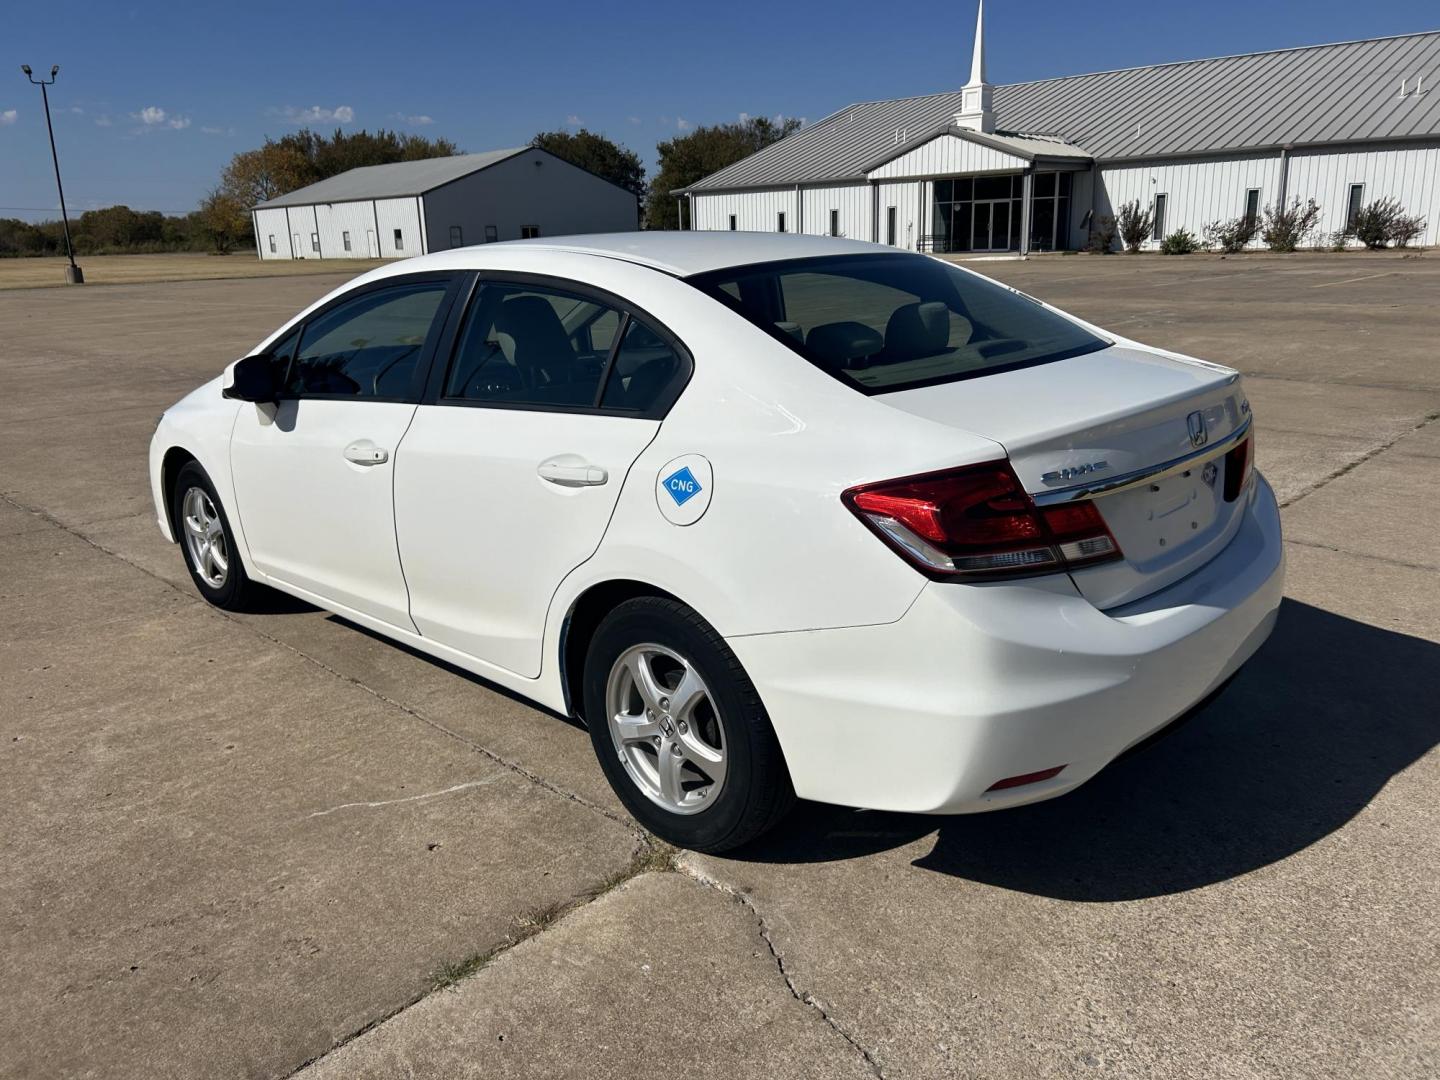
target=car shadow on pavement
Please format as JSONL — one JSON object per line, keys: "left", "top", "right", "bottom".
{"left": 733, "top": 599, "right": 1440, "bottom": 901}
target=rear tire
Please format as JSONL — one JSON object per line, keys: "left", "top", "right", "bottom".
{"left": 583, "top": 597, "right": 794, "bottom": 853}
{"left": 172, "top": 461, "right": 257, "bottom": 611}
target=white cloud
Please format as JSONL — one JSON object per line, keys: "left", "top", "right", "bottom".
{"left": 134, "top": 106, "right": 190, "bottom": 130}
{"left": 565, "top": 114, "right": 583, "bottom": 126}
{"left": 0, "top": 109, "right": 16, "bottom": 127}
{"left": 94, "top": 114, "right": 113, "bottom": 127}
{"left": 200, "top": 125, "right": 234, "bottom": 136}
{"left": 279, "top": 104, "right": 355, "bottom": 125}
{"left": 676, "top": 117, "right": 694, "bottom": 131}
{"left": 738, "top": 112, "right": 750, "bottom": 122}
{"left": 69, "top": 105, "right": 84, "bottom": 115}
{"left": 405, "top": 114, "right": 434, "bottom": 126}
{"left": 627, "top": 115, "right": 641, "bottom": 125}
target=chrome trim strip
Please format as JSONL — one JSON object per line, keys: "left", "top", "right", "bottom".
{"left": 1031, "top": 416, "right": 1252, "bottom": 505}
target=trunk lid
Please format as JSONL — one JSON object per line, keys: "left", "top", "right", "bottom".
{"left": 879, "top": 344, "right": 1251, "bottom": 608}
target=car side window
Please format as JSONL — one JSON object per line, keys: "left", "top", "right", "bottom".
{"left": 286, "top": 282, "right": 448, "bottom": 399}
{"left": 444, "top": 282, "right": 617, "bottom": 408}
{"left": 599, "top": 318, "right": 684, "bottom": 412}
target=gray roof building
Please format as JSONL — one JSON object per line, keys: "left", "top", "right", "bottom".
{"left": 255, "top": 148, "right": 530, "bottom": 209}
{"left": 686, "top": 30, "right": 1440, "bottom": 192}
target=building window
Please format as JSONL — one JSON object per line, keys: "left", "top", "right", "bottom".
{"left": 484, "top": 224, "right": 498, "bottom": 243}
{"left": 1244, "top": 189, "right": 1260, "bottom": 230}
{"left": 829, "top": 209, "right": 840, "bottom": 237}
{"left": 1152, "top": 194, "right": 1167, "bottom": 241}
{"left": 449, "top": 225, "right": 464, "bottom": 248}
{"left": 728, "top": 214, "right": 737, "bottom": 231}
{"left": 1347, "top": 184, "right": 1365, "bottom": 229}
{"left": 393, "top": 228, "right": 404, "bottom": 250}
{"left": 268, "top": 235, "right": 276, "bottom": 253}
{"left": 342, "top": 231, "right": 352, "bottom": 252}
{"left": 886, "top": 206, "right": 897, "bottom": 246}
{"left": 311, "top": 232, "right": 320, "bottom": 252}
{"left": 777, "top": 212, "right": 786, "bottom": 233}
{"left": 520, "top": 225, "right": 541, "bottom": 239}
{"left": 931, "top": 174, "right": 1026, "bottom": 253}
{"left": 1027, "top": 172, "right": 1073, "bottom": 252}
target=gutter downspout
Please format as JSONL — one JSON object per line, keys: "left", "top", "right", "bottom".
{"left": 1019, "top": 170, "right": 1033, "bottom": 255}
{"left": 795, "top": 184, "right": 803, "bottom": 234}
{"left": 1276, "top": 146, "right": 1291, "bottom": 210}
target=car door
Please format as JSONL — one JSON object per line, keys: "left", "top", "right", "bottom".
{"left": 229, "top": 273, "right": 462, "bottom": 628}
{"left": 394, "top": 274, "right": 691, "bottom": 677}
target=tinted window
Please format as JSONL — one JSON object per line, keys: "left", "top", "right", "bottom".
{"left": 286, "top": 283, "right": 446, "bottom": 399}
{"left": 688, "top": 254, "right": 1107, "bottom": 395}
{"left": 600, "top": 318, "right": 684, "bottom": 412}
{"left": 445, "top": 283, "right": 616, "bottom": 407}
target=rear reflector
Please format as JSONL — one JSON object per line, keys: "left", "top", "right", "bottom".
{"left": 985, "top": 765, "right": 1067, "bottom": 792}
{"left": 842, "top": 461, "right": 1122, "bottom": 579}
{"left": 1223, "top": 434, "right": 1253, "bottom": 502}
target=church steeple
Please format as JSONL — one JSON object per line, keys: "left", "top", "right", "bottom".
{"left": 954, "top": 0, "right": 996, "bottom": 133}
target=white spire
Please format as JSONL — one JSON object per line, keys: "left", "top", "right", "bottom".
{"left": 969, "top": 0, "right": 987, "bottom": 86}
{"left": 955, "top": 0, "right": 996, "bottom": 133}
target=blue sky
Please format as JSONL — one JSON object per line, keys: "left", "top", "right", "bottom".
{"left": 3, "top": 0, "right": 1436, "bottom": 218}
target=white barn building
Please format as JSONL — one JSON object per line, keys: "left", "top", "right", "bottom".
{"left": 680, "top": 6, "right": 1440, "bottom": 253}
{"left": 252, "top": 146, "right": 638, "bottom": 261}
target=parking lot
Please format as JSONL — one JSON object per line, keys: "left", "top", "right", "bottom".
{"left": 2, "top": 252, "right": 1437, "bottom": 1079}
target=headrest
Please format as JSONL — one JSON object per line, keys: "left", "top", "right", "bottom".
{"left": 805, "top": 321, "right": 884, "bottom": 370}
{"left": 884, "top": 301, "right": 951, "bottom": 360}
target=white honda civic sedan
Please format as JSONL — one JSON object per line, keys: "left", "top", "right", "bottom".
{"left": 150, "top": 233, "right": 1283, "bottom": 851}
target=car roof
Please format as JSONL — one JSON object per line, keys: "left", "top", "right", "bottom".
{"left": 412, "top": 232, "right": 895, "bottom": 278}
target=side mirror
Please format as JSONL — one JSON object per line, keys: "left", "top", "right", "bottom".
{"left": 224, "top": 354, "right": 283, "bottom": 403}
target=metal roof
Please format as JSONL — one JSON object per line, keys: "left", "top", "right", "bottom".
{"left": 254, "top": 148, "right": 529, "bottom": 209}
{"left": 688, "top": 31, "right": 1440, "bottom": 191}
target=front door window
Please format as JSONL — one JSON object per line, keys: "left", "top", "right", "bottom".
{"left": 931, "top": 174, "right": 1022, "bottom": 253}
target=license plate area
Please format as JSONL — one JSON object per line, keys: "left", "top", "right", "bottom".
{"left": 1094, "top": 461, "right": 1224, "bottom": 567}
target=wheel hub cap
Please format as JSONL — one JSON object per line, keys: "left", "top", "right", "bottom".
{"left": 181, "top": 486, "right": 229, "bottom": 589}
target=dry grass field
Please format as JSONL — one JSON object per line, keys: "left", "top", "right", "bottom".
{"left": 0, "top": 252, "right": 385, "bottom": 290}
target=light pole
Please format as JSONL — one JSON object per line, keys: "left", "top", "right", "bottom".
{"left": 21, "top": 64, "right": 83, "bottom": 284}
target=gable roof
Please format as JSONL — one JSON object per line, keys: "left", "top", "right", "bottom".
{"left": 254, "top": 148, "right": 528, "bottom": 209}
{"left": 686, "top": 31, "right": 1440, "bottom": 192}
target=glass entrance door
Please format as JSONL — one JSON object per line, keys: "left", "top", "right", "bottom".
{"left": 971, "top": 200, "right": 1011, "bottom": 251}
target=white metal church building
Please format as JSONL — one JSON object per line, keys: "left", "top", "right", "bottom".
{"left": 252, "top": 146, "right": 638, "bottom": 261}
{"left": 681, "top": 5, "right": 1440, "bottom": 253}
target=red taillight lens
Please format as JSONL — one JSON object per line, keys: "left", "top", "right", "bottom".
{"left": 1223, "top": 434, "right": 1253, "bottom": 502}
{"left": 843, "top": 461, "right": 1122, "bottom": 578}
{"left": 985, "top": 765, "right": 1067, "bottom": 792}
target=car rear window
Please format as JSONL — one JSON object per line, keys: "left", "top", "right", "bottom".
{"left": 687, "top": 253, "right": 1108, "bottom": 394}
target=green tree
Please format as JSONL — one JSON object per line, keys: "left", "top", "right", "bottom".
{"left": 197, "top": 188, "right": 251, "bottom": 253}
{"left": 530, "top": 129, "right": 646, "bottom": 201}
{"left": 647, "top": 116, "right": 803, "bottom": 229}
{"left": 218, "top": 128, "right": 461, "bottom": 209}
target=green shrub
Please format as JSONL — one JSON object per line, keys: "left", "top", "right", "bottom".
{"left": 1261, "top": 198, "right": 1322, "bottom": 252}
{"left": 1159, "top": 229, "right": 1200, "bottom": 255}
{"left": 1203, "top": 216, "right": 1260, "bottom": 253}
{"left": 1116, "top": 200, "right": 1153, "bottom": 253}
{"left": 1345, "top": 198, "right": 1427, "bottom": 249}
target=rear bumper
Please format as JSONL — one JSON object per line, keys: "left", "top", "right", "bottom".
{"left": 728, "top": 472, "right": 1284, "bottom": 814}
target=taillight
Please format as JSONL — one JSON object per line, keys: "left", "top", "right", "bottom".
{"left": 1223, "top": 434, "right": 1253, "bottom": 502}
{"left": 842, "top": 461, "right": 1122, "bottom": 579}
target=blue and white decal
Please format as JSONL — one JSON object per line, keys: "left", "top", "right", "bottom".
{"left": 655, "top": 455, "right": 713, "bottom": 526}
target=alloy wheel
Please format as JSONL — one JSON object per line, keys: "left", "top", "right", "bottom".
{"left": 181, "top": 485, "right": 229, "bottom": 589}
{"left": 605, "top": 643, "right": 727, "bottom": 815}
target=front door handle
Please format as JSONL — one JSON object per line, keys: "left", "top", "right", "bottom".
{"left": 344, "top": 440, "right": 390, "bottom": 466}
{"left": 537, "top": 457, "right": 608, "bottom": 488}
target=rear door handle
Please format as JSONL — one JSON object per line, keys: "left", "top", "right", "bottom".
{"left": 537, "top": 458, "right": 608, "bottom": 488}
{"left": 344, "top": 440, "right": 390, "bottom": 466}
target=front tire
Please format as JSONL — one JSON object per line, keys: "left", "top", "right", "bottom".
{"left": 172, "top": 461, "right": 256, "bottom": 611}
{"left": 583, "top": 597, "right": 794, "bottom": 853}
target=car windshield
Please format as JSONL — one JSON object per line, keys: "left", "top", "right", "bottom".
{"left": 687, "top": 253, "right": 1109, "bottom": 394}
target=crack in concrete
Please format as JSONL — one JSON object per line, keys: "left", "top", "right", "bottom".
{"left": 676, "top": 859, "right": 887, "bottom": 1080}
{"left": 306, "top": 778, "right": 502, "bottom": 819}
{"left": 1284, "top": 537, "right": 1438, "bottom": 574}
{"left": 1278, "top": 410, "right": 1440, "bottom": 510}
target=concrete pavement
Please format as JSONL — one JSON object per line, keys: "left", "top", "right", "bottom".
{"left": 2, "top": 254, "right": 1436, "bottom": 1078}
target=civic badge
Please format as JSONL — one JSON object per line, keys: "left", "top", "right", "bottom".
{"left": 1202, "top": 461, "right": 1218, "bottom": 488}
{"left": 1187, "top": 410, "right": 1208, "bottom": 448}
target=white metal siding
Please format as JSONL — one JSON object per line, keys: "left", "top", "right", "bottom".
{"left": 374, "top": 198, "right": 423, "bottom": 259}
{"left": 868, "top": 134, "right": 1029, "bottom": 180}
{"left": 1098, "top": 155, "right": 1282, "bottom": 249}
{"left": 800, "top": 183, "right": 871, "bottom": 239}
{"left": 313, "top": 201, "right": 380, "bottom": 259}
{"left": 691, "top": 189, "right": 799, "bottom": 233}
{"left": 254, "top": 207, "right": 292, "bottom": 260}
{"left": 421, "top": 147, "right": 638, "bottom": 248}
{"left": 1286, "top": 144, "right": 1440, "bottom": 248}
{"left": 875, "top": 180, "right": 923, "bottom": 249}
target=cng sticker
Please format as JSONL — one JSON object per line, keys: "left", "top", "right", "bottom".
{"left": 655, "top": 455, "right": 713, "bottom": 526}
